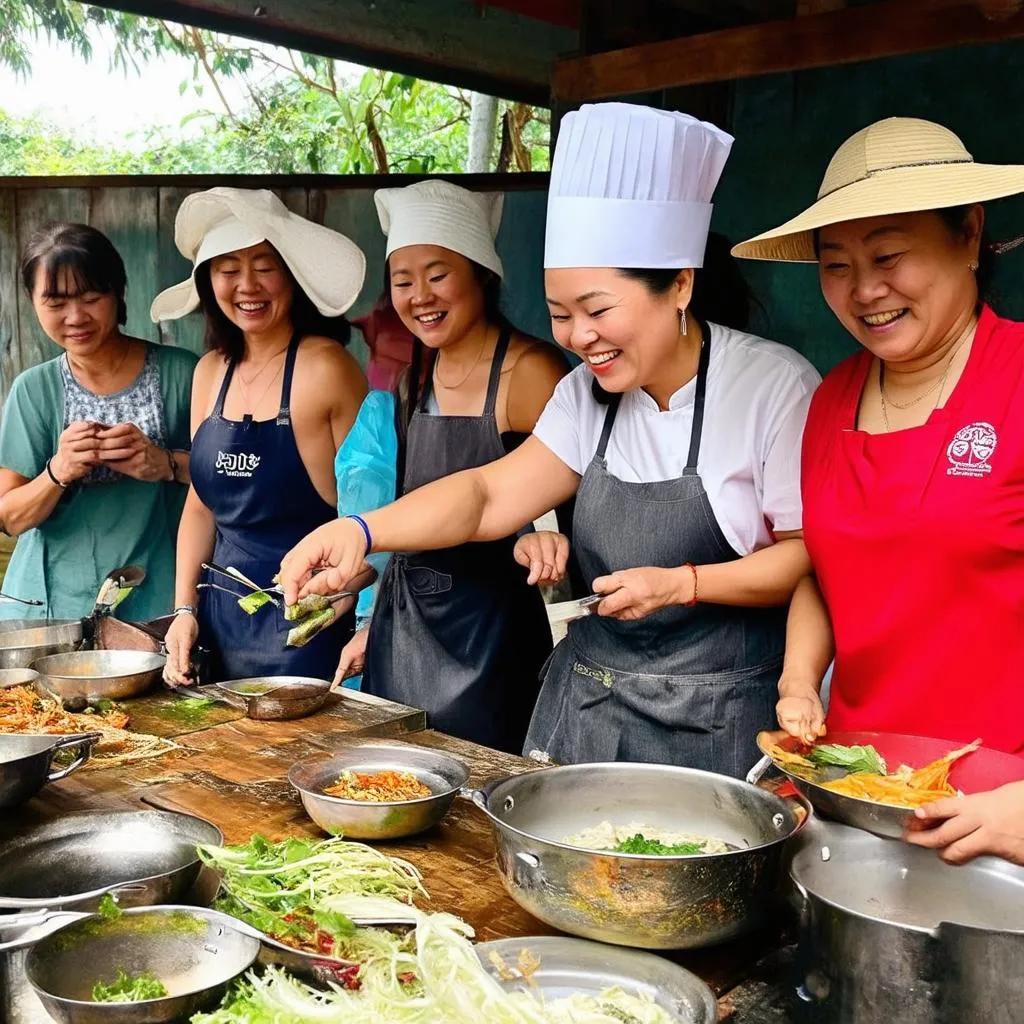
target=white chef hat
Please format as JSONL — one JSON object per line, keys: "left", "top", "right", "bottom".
{"left": 374, "top": 180, "right": 504, "bottom": 279}
{"left": 544, "top": 102, "right": 734, "bottom": 270}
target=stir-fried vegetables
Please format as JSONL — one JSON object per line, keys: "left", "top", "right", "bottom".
{"left": 324, "top": 770, "right": 433, "bottom": 802}
{"left": 92, "top": 969, "right": 167, "bottom": 1003}
{"left": 193, "top": 901, "right": 676, "bottom": 1024}
{"left": 612, "top": 834, "right": 705, "bottom": 856}
{"left": 807, "top": 743, "right": 887, "bottom": 775}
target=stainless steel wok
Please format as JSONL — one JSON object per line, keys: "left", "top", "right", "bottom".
{"left": 0, "top": 619, "right": 84, "bottom": 670}
{"left": 31, "top": 650, "right": 165, "bottom": 702}
{"left": 469, "top": 761, "right": 810, "bottom": 949}
{"left": 0, "top": 733, "right": 99, "bottom": 808}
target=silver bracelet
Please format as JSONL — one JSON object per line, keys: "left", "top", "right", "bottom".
{"left": 173, "top": 604, "right": 197, "bottom": 616}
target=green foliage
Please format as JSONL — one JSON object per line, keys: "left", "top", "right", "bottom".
{"left": 0, "top": 0, "right": 550, "bottom": 175}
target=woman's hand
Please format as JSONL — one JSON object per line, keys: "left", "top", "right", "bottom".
{"left": 514, "top": 531, "right": 570, "bottom": 585}
{"left": 163, "top": 613, "right": 199, "bottom": 687}
{"left": 278, "top": 517, "right": 370, "bottom": 604}
{"left": 50, "top": 421, "right": 101, "bottom": 484}
{"left": 776, "top": 678, "right": 827, "bottom": 744}
{"left": 97, "top": 424, "right": 171, "bottom": 483}
{"left": 904, "top": 780, "right": 1024, "bottom": 865}
{"left": 592, "top": 566, "right": 693, "bottom": 621}
{"left": 332, "top": 627, "right": 369, "bottom": 690}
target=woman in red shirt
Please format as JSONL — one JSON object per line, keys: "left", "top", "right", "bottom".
{"left": 734, "top": 117, "right": 1024, "bottom": 761}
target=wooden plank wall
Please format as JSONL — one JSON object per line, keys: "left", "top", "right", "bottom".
{"left": 0, "top": 178, "right": 551, "bottom": 410}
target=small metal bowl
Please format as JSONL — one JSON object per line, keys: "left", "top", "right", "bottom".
{"left": 0, "top": 667, "right": 40, "bottom": 689}
{"left": 288, "top": 741, "right": 470, "bottom": 840}
{"left": 217, "top": 676, "right": 330, "bottom": 720}
{"left": 31, "top": 650, "right": 165, "bottom": 702}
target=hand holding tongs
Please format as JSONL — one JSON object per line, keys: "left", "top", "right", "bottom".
{"left": 201, "top": 562, "right": 378, "bottom": 605}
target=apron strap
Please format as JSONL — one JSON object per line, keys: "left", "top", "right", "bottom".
{"left": 684, "top": 326, "right": 712, "bottom": 473}
{"left": 595, "top": 394, "right": 623, "bottom": 460}
{"left": 212, "top": 359, "right": 236, "bottom": 418}
{"left": 276, "top": 333, "right": 302, "bottom": 426}
{"left": 482, "top": 328, "right": 512, "bottom": 417}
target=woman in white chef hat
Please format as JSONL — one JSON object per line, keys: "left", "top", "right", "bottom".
{"left": 332, "top": 179, "right": 569, "bottom": 753}
{"left": 281, "top": 105, "right": 821, "bottom": 775}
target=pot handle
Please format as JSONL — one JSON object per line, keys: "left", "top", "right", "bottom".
{"left": 0, "top": 911, "right": 87, "bottom": 953}
{"left": 46, "top": 733, "right": 100, "bottom": 781}
{"left": 746, "top": 754, "right": 772, "bottom": 786}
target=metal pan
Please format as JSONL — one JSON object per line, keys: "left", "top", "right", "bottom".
{"left": 24, "top": 906, "right": 260, "bottom": 1024}
{"left": 0, "top": 619, "right": 84, "bottom": 670}
{"left": 0, "top": 733, "right": 99, "bottom": 808}
{"left": 31, "top": 650, "right": 165, "bottom": 702}
{"left": 749, "top": 730, "right": 1024, "bottom": 840}
{"left": 475, "top": 935, "right": 719, "bottom": 1023}
{"left": 175, "top": 677, "right": 331, "bottom": 720}
{"left": 0, "top": 810, "right": 222, "bottom": 911}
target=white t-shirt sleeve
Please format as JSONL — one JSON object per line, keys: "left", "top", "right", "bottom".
{"left": 532, "top": 367, "right": 590, "bottom": 475}
{"left": 760, "top": 366, "right": 819, "bottom": 533}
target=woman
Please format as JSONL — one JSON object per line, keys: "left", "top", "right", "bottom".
{"left": 0, "top": 223, "right": 195, "bottom": 620}
{"left": 734, "top": 117, "right": 1024, "bottom": 756}
{"left": 158, "top": 187, "right": 367, "bottom": 684}
{"left": 332, "top": 180, "right": 567, "bottom": 752}
{"left": 280, "top": 104, "right": 820, "bottom": 776}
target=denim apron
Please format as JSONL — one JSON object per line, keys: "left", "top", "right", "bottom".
{"left": 363, "top": 331, "right": 552, "bottom": 753}
{"left": 191, "top": 334, "right": 352, "bottom": 681}
{"left": 524, "top": 333, "right": 784, "bottom": 776}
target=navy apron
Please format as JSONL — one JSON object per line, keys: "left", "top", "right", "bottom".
{"left": 191, "top": 334, "right": 352, "bottom": 681}
{"left": 362, "top": 331, "right": 552, "bottom": 753}
{"left": 524, "top": 331, "right": 785, "bottom": 777}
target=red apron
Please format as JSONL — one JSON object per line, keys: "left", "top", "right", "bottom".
{"left": 803, "top": 306, "right": 1024, "bottom": 753}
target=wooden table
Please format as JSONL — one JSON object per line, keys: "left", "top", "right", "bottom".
{"left": 0, "top": 688, "right": 789, "bottom": 1021}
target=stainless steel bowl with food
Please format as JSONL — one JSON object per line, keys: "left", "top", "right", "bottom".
{"left": 288, "top": 741, "right": 471, "bottom": 840}
{"left": 469, "top": 761, "right": 811, "bottom": 949}
{"left": 31, "top": 650, "right": 165, "bottom": 702}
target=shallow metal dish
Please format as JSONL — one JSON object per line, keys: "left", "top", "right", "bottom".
{"left": 470, "top": 761, "right": 810, "bottom": 949}
{"left": 0, "top": 619, "right": 83, "bottom": 670}
{"left": 288, "top": 740, "right": 470, "bottom": 840}
{"left": 751, "top": 730, "right": 1024, "bottom": 840}
{"left": 0, "top": 810, "right": 223, "bottom": 911}
{"left": 0, "top": 733, "right": 98, "bottom": 808}
{"left": 25, "top": 906, "right": 260, "bottom": 1024}
{"left": 476, "top": 935, "right": 718, "bottom": 1022}
{"left": 217, "top": 676, "right": 330, "bottom": 720}
{"left": 0, "top": 667, "right": 40, "bottom": 688}
{"left": 31, "top": 650, "right": 165, "bottom": 702}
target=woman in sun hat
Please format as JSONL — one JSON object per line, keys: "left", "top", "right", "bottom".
{"left": 156, "top": 187, "right": 368, "bottom": 684}
{"left": 278, "top": 104, "right": 821, "bottom": 776}
{"left": 329, "top": 179, "right": 568, "bottom": 751}
{"left": 734, "top": 117, "right": 1024, "bottom": 758}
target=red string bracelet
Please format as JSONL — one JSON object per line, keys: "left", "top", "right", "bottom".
{"left": 682, "top": 563, "right": 698, "bottom": 606}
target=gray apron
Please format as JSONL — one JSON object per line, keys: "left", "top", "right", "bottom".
{"left": 363, "top": 331, "right": 552, "bottom": 753}
{"left": 524, "top": 332, "right": 784, "bottom": 777}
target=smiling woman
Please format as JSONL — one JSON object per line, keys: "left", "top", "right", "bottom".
{"left": 0, "top": 223, "right": 196, "bottom": 620}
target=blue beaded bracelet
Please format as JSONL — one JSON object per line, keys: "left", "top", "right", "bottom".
{"left": 346, "top": 514, "right": 373, "bottom": 555}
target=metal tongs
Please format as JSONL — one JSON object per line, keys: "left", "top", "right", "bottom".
{"left": 202, "top": 562, "right": 377, "bottom": 606}
{"left": 0, "top": 592, "right": 43, "bottom": 607}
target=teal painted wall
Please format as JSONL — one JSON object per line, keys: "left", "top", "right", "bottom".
{"left": 713, "top": 40, "right": 1024, "bottom": 374}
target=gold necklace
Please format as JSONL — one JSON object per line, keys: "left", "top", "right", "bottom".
{"left": 878, "top": 328, "right": 971, "bottom": 432}
{"left": 237, "top": 343, "right": 289, "bottom": 388}
{"left": 242, "top": 362, "right": 285, "bottom": 416}
{"left": 433, "top": 330, "right": 492, "bottom": 390}
{"left": 69, "top": 337, "right": 132, "bottom": 388}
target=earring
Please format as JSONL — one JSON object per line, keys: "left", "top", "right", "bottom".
{"left": 968, "top": 260, "right": 979, "bottom": 272}
{"left": 678, "top": 309, "right": 688, "bottom": 335}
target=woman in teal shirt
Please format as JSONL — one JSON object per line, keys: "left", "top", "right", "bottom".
{"left": 0, "top": 223, "right": 196, "bottom": 621}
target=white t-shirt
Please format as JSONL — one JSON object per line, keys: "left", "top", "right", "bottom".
{"left": 533, "top": 323, "right": 821, "bottom": 556}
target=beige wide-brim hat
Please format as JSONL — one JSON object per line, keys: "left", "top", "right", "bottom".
{"left": 150, "top": 187, "right": 366, "bottom": 321}
{"left": 733, "top": 117, "right": 1024, "bottom": 263}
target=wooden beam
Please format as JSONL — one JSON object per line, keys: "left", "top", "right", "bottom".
{"left": 92, "top": 0, "right": 577, "bottom": 105}
{"left": 553, "top": 0, "right": 1024, "bottom": 100}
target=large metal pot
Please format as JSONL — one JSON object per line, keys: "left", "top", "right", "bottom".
{"left": 469, "top": 762, "right": 810, "bottom": 949}
{"left": 0, "top": 619, "right": 83, "bottom": 670}
{"left": 0, "top": 734, "right": 98, "bottom": 808}
{"left": 790, "top": 818, "right": 1024, "bottom": 1023}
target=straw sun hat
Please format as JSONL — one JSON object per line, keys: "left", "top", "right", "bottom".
{"left": 151, "top": 187, "right": 366, "bottom": 322}
{"left": 733, "top": 117, "right": 1024, "bottom": 263}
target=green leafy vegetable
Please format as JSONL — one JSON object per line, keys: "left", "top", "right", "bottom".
{"left": 238, "top": 591, "right": 272, "bottom": 616}
{"left": 97, "top": 893, "right": 122, "bottom": 920}
{"left": 91, "top": 969, "right": 166, "bottom": 1003}
{"left": 807, "top": 743, "right": 887, "bottom": 775}
{"left": 612, "top": 834, "right": 705, "bottom": 856}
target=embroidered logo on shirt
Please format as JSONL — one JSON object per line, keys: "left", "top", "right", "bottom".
{"left": 946, "top": 422, "right": 997, "bottom": 478}
{"left": 216, "top": 451, "right": 261, "bottom": 477}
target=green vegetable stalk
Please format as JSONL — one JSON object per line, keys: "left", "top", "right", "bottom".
{"left": 92, "top": 969, "right": 167, "bottom": 1003}
{"left": 283, "top": 594, "right": 330, "bottom": 622}
{"left": 286, "top": 607, "right": 334, "bottom": 647}
{"left": 238, "top": 592, "right": 273, "bottom": 616}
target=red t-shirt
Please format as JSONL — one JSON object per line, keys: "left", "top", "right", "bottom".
{"left": 802, "top": 306, "right": 1024, "bottom": 753}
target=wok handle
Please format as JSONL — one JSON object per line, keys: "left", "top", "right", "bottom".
{"left": 746, "top": 753, "right": 773, "bottom": 786}
{"left": 0, "top": 911, "right": 86, "bottom": 953}
{"left": 46, "top": 733, "right": 100, "bottom": 781}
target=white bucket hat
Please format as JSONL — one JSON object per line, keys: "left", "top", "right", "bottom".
{"left": 544, "top": 102, "right": 733, "bottom": 270}
{"left": 733, "top": 117, "right": 1024, "bottom": 263}
{"left": 374, "top": 180, "right": 504, "bottom": 279}
{"left": 150, "top": 187, "right": 366, "bottom": 322}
